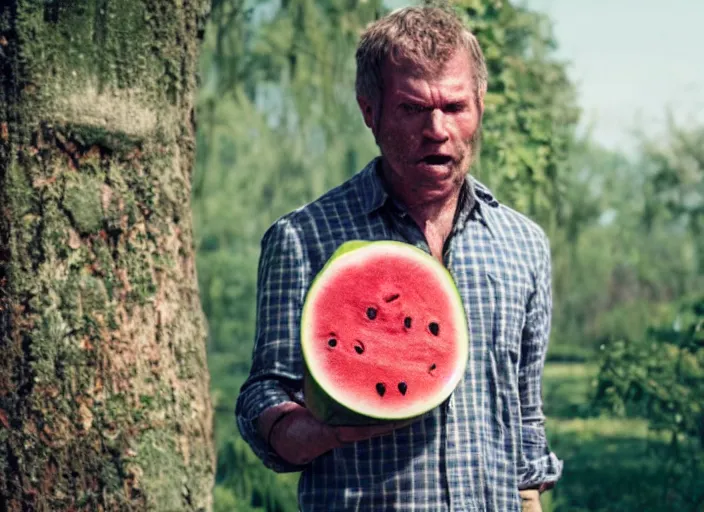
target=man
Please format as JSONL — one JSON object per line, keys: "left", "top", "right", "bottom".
{"left": 236, "top": 6, "right": 562, "bottom": 511}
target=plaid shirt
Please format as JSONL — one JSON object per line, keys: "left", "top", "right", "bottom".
{"left": 236, "top": 158, "right": 563, "bottom": 511}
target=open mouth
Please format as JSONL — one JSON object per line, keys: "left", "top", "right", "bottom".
{"left": 420, "top": 155, "right": 453, "bottom": 165}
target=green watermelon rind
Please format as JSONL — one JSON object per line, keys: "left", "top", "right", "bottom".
{"left": 300, "top": 240, "right": 469, "bottom": 426}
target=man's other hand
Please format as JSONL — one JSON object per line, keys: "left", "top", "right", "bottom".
{"left": 519, "top": 489, "right": 542, "bottom": 512}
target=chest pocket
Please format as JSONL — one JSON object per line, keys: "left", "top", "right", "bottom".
{"left": 487, "top": 269, "right": 529, "bottom": 357}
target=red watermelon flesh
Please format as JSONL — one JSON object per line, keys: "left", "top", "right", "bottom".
{"left": 301, "top": 241, "right": 468, "bottom": 424}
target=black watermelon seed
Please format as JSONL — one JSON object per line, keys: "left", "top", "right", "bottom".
{"left": 429, "top": 322, "right": 440, "bottom": 336}
{"left": 384, "top": 293, "right": 400, "bottom": 303}
{"left": 328, "top": 338, "right": 337, "bottom": 347}
{"left": 429, "top": 363, "right": 437, "bottom": 372}
{"left": 404, "top": 316, "right": 412, "bottom": 328}
{"left": 376, "top": 383, "right": 386, "bottom": 397}
{"left": 398, "top": 382, "right": 408, "bottom": 395}
{"left": 354, "top": 341, "right": 364, "bottom": 354}
{"left": 366, "top": 307, "right": 378, "bottom": 320}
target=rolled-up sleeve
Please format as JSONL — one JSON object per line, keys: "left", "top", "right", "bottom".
{"left": 517, "top": 234, "right": 563, "bottom": 490}
{"left": 235, "top": 217, "right": 310, "bottom": 473}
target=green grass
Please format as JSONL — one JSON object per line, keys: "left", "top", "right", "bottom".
{"left": 213, "top": 360, "right": 703, "bottom": 511}
{"left": 543, "top": 362, "right": 599, "bottom": 420}
{"left": 542, "top": 363, "right": 704, "bottom": 512}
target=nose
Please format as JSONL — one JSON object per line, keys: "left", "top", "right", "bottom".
{"left": 422, "top": 109, "right": 449, "bottom": 142}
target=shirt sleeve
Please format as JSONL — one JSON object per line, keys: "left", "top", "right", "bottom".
{"left": 235, "top": 217, "right": 310, "bottom": 473}
{"left": 517, "top": 233, "right": 563, "bottom": 490}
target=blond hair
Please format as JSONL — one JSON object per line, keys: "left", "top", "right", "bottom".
{"left": 355, "top": 5, "right": 488, "bottom": 109}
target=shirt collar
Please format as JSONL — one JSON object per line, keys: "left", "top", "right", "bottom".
{"left": 359, "top": 158, "right": 388, "bottom": 215}
{"left": 359, "top": 157, "right": 498, "bottom": 237}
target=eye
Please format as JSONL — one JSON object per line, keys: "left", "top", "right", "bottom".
{"left": 400, "top": 103, "right": 425, "bottom": 114}
{"left": 444, "top": 102, "right": 466, "bottom": 113}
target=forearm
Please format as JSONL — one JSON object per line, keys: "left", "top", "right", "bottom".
{"left": 518, "top": 233, "right": 562, "bottom": 489}
{"left": 236, "top": 378, "right": 311, "bottom": 472}
{"left": 518, "top": 337, "right": 563, "bottom": 488}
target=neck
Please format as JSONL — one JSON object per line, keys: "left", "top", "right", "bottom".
{"left": 406, "top": 191, "right": 460, "bottom": 230}
{"left": 379, "top": 159, "right": 462, "bottom": 226}
{"left": 379, "top": 160, "right": 463, "bottom": 263}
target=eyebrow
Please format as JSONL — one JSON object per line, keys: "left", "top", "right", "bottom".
{"left": 397, "top": 96, "right": 469, "bottom": 108}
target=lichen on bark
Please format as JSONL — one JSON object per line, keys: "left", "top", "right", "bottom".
{"left": 0, "top": 1, "right": 214, "bottom": 510}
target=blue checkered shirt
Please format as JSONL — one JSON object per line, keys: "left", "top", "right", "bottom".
{"left": 236, "top": 158, "right": 563, "bottom": 511}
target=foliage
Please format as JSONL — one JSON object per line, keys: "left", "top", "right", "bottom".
{"left": 594, "top": 296, "right": 704, "bottom": 446}
{"left": 589, "top": 300, "right": 704, "bottom": 511}
{"left": 214, "top": 436, "right": 299, "bottom": 512}
{"left": 591, "top": 125, "right": 704, "bottom": 504}
{"left": 192, "top": 0, "right": 703, "bottom": 510}
{"left": 641, "top": 121, "right": 704, "bottom": 268}
{"left": 591, "top": 122, "right": 704, "bottom": 457}
{"left": 452, "top": 0, "right": 580, "bottom": 224}
{"left": 547, "top": 134, "right": 703, "bottom": 360}
{"left": 194, "top": 0, "right": 384, "bottom": 509}
{"left": 544, "top": 363, "right": 704, "bottom": 512}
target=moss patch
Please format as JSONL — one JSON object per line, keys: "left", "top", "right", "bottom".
{"left": 62, "top": 174, "right": 103, "bottom": 235}
{"left": 132, "top": 429, "right": 188, "bottom": 510}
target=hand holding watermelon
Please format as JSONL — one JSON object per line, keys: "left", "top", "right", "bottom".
{"left": 259, "top": 402, "right": 415, "bottom": 466}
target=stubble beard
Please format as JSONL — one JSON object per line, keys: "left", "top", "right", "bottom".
{"left": 377, "top": 122, "right": 483, "bottom": 190}
{"left": 462, "top": 121, "right": 482, "bottom": 178}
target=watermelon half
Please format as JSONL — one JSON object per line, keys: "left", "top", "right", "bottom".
{"left": 301, "top": 240, "right": 469, "bottom": 426}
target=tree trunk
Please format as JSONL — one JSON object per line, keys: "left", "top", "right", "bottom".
{"left": 0, "top": 1, "right": 215, "bottom": 510}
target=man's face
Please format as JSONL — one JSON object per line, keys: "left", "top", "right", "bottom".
{"left": 359, "top": 48, "right": 484, "bottom": 206}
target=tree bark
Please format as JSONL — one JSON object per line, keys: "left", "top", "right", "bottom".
{"left": 0, "top": 1, "right": 215, "bottom": 510}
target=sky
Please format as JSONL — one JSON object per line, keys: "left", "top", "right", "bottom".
{"left": 385, "top": 0, "right": 704, "bottom": 154}
{"left": 523, "top": 0, "right": 704, "bottom": 153}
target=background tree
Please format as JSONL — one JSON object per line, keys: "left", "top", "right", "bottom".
{"left": 592, "top": 123, "right": 704, "bottom": 511}
{"left": 453, "top": 0, "right": 579, "bottom": 225}
{"left": 0, "top": 1, "right": 215, "bottom": 510}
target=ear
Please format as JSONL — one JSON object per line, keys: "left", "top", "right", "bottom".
{"left": 357, "top": 95, "right": 375, "bottom": 131}
{"left": 478, "top": 83, "right": 487, "bottom": 115}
